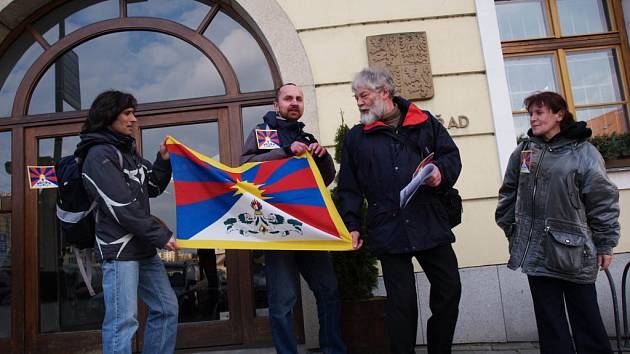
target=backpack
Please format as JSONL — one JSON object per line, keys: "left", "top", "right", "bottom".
{"left": 55, "top": 155, "right": 97, "bottom": 249}
{"left": 55, "top": 144, "right": 123, "bottom": 295}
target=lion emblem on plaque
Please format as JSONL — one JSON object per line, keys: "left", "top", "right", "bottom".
{"left": 224, "top": 199, "right": 303, "bottom": 237}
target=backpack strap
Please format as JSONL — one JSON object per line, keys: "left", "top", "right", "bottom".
{"left": 379, "top": 129, "right": 425, "bottom": 160}
{"left": 104, "top": 144, "right": 124, "bottom": 170}
{"left": 72, "top": 247, "right": 96, "bottom": 296}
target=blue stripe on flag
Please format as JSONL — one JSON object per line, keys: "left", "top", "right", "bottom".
{"left": 264, "top": 188, "right": 325, "bottom": 207}
{"left": 264, "top": 158, "right": 308, "bottom": 185}
{"left": 241, "top": 164, "right": 260, "bottom": 183}
{"left": 170, "top": 153, "right": 234, "bottom": 183}
{"left": 176, "top": 192, "right": 240, "bottom": 239}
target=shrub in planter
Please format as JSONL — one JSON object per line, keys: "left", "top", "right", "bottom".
{"left": 590, "top": 132, "right": 630, "bottom": 161}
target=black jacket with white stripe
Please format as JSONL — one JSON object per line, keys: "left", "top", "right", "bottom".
{"left": 76, "top": 129, "right": 172, "bottom": 261}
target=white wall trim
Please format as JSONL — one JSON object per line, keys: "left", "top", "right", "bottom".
{"left": 475, "top": 0, "right": 516, "bottom": 177}
{"left": 608, "top": 169, "right": 630, "bottom": 190}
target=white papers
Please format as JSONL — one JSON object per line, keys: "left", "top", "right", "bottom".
{"left": 399, "top": 163, "right": 436, "bottom": 208}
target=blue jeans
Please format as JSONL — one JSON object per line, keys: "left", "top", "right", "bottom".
{"left": 265, "top": 250, "right": 346, "bottom": 354}
{"left": 101, "top": 254, "right": 179, "bottom": 354}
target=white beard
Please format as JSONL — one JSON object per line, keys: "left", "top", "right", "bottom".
{"left": 360, "top": 111, "right": 378, "bottom": 125}
{"left": 359, "top": 96, "right": 386, "bottom": 125}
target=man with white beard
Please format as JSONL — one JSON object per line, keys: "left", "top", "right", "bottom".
{"left": 337, "top": 67, "right": 462, "bottom": 354}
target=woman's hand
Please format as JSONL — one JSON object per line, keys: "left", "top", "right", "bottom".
{"left": 598, "top": 254, "right": 613, "bottom": 270}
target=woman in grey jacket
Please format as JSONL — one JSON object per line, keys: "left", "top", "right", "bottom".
{"left": 496, "top": 91, "right": 619, "bottom": 354}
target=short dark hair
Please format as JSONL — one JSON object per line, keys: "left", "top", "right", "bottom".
{"left": 82, "top": 90, "right": 137, "bottom": 133}
{"left": 274, "top": 83, "right": 297, "bottom": 100}
{"left": 524, "top": 91, "right": 575, "bottom": 130}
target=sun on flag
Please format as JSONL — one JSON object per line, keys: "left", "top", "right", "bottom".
{"left": 166, "top": 136, "right": 352, "bottom": 251}
{"left": 27, "top": 166, "right": 58, "bottom": 189}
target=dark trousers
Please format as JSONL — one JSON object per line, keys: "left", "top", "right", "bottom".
{"left": 528, "top": 275, "right": 612, "bottom": 354}
{"left": 379, "top": 244, "right": 461, "bottom": 354}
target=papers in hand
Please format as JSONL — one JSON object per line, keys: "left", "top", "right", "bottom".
{"left": 400, "top": 152, "right": 435, "bottom": 208}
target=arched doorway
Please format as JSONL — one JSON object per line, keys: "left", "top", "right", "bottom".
{"left": 0, "top": 1, "right": 299, "bottom": 352}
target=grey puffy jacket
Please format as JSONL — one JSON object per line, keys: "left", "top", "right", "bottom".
{"left": 495, "top": 122, "right": 619, "bottom": 283}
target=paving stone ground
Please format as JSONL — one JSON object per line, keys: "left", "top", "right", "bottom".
{"left": 181, "top": 340, "right": 628, "bottom": 354}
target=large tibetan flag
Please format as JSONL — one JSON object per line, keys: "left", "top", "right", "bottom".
{"left": 166, "top": 136, "right": 352, "bottom": 250}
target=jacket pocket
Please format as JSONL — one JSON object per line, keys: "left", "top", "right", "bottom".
{"left": 507, "top": 223, "right": 517, "bottom": 252}
{"left": 366, "top": 202, "right": 393, "bottom": 229}
{"left": 544, "top": 226, "right": 586, "bottom": 274}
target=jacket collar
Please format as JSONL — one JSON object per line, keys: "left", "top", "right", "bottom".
{"left": 362, "top": 96, "right": 428, "bottom": 132}
{"left": 262, "top": 111, "right": 305, "bottom": 131}
{"left": 527, "top": 121, "right": 592, "bottom": 149}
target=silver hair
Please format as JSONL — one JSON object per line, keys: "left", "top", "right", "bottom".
{"left": 351, "top": 67, "right": 396, "bottom": 97}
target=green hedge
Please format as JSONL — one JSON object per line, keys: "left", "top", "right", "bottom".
{"left": 590, "top": 133, "right": 630, "bottom": 161}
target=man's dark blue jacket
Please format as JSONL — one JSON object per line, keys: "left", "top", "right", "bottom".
{"left": 337, "top": 97, "right": 462, "bottom": 255}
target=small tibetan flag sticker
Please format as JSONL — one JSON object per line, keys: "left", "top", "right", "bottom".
{"left": 28, "top": 166, "right": 58, "bottom": 189}
{"left": 256, "top": 129, "right": 281, "bottom": 149}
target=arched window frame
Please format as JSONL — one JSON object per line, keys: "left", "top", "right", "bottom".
{"left": 0, "top": 0, "right": 282, "bottom": 124}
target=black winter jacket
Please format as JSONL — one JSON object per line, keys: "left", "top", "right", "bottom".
{"left": 76, "top": 129, "right": 172, "bottom": 262}
{"left": 338, "top": 97, "right": 461, "bottom": 256}
{"left": 240, "top": 111, "right": 336, "bottom": 186}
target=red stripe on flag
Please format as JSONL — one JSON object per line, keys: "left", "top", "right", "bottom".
{"left": 272, "top": 203, "right": 340, "bottom": 238}
{"left": 174, "top": 181, "right": 233, "bottom": 205}
{"left": 252, "top": 159, "right": 290, "bottom": 185}
{"left": 262, "top": 168, "right": 317, "bottom": 194}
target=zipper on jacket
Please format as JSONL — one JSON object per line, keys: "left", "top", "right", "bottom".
{"left": 519, "top": 145, "right": 548, "bottom": 268}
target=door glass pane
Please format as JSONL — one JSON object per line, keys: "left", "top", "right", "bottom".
{"left": 566, "top": 49, "right": 624, "bottom": 105}
{"left": 504, "top": 55, "right": 559, "bottom": 111}
{"left": 577, "top": 105, "right": 628, "bottom": 136}
{"left": 0, "top": 131, "right": 11, "bottom": 338}
{"left": 557, "top": 0, "right": 610, "bottom": 36}
{"left": 38, "top": 135, "right": 106, "bottom": 333}
{"left": 241, "top": 105, "right": 274, "bottom": 144}
{"left": 142, "top": 122, "right": 229, "bottom": 322}
{"left": 204, "top": 11, "right": 274, "bottom": 93}
{"left": 495, "top": 0, "right": 549, "bottom": 41}
{"left": 0, "top": 132, "right": 10, "bottom": 194}
{"left": 29, "top": 31, "right": 225, "bottom": 115}
{"left": 252, "top": 251, "right": 268, "bottom": 317}
{"left": 0, "top": 32, "right": 43, "bottom": 118}
{"left": 128, "top": 0, "right": 213, "bottom": 30}
{"left": 32, "top": 0, "right": 119, "bottom": 45}
{"left": 513, "top": 112, "right": 531, "bottom": 141}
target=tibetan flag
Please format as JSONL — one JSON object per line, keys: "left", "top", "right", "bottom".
{"left": 255, "top": 129, "right": 280, "bottom": 149}
{"left": 166, "top": 136, "right": 352, "bottom": 251}
{"left": 28, "top": 166, "right": 58, "bottom": 189}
